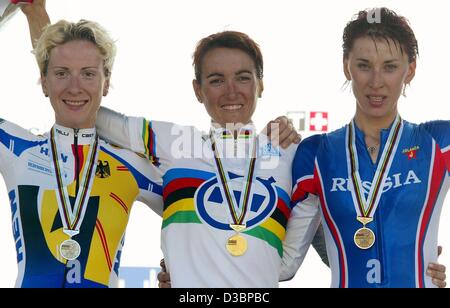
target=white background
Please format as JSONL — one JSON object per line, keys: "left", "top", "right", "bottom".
{"left": 0, "top": 0, "right": 449, "bottom": 288}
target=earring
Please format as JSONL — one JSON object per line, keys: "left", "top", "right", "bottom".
{"left": 341, "top": 79, "right": 351, "bottom": 91}
{"left": 402, "top": 84, "right": 408, "bottom": 97}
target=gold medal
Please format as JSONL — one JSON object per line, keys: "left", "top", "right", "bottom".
{"left": 354, "top": 227, "right": 375, "bottom": 250}
{"left": 211, "top": 131, "right": 257, "bottom": 257}
{"left": 60, "top": 239, "right": 81, "bottom": 260}
{"left": 51, "top": 128, "right": 99, "bottom": 257}
{"left": 347, "top": 117, "right": 403, "bottom": 252}
{"left": 226, "top": 234, "right": 248, "bottom": 256}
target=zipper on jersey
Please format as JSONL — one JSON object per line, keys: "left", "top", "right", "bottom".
{"left": 74, "top": 128, "right": 80, "bottom": 196}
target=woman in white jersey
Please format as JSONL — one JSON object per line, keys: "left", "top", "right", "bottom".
{"left": 20, "top": 0, "right": 312, "bottom": 287}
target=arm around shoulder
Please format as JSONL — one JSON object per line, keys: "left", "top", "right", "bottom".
{"left": 96, "top": 106, "right": 140, "bottom": 151}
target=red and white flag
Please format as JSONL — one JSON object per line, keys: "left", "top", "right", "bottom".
{"left": 309, "top": 112, "right": 329, "bottom": 132}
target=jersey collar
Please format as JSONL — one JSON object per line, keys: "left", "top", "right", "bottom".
{"left": 209, "top": 122, "right": 257, "bottom": 159}
{"left": 53, "top": 124, "right": 97, "bottom": 145}
{"left": 209, "top": 122, "right": 257, "bottom": 140}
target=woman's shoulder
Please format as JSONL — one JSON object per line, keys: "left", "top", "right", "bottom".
{"left": 416, "top": 120, "right": 450, "bottom": 132}
{"left": 0, "top": 118, "right": 45, "bottom": 141}
{"left": 407, "top": 119, "right": 450, "bottom": 150}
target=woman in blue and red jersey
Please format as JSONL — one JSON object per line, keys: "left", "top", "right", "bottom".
{"left": 291, "top": 7, "right": 449, "bottom": 288}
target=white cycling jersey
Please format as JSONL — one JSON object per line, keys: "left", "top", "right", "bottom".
{"left": 97, "top": 107, "right": 321, "bottom": 288}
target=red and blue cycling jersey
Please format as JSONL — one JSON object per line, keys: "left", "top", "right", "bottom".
{"left": 292, "top": 119, "right": 450, "bottom": 288}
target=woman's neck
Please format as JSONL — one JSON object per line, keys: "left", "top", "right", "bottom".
{"left": 55, "top": 120, "right": 96, "bottom": 130}
{"left": 354, "top": 112, "right": 398, "bottom": 141}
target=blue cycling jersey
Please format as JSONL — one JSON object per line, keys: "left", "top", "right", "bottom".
{"left": 292, "top": 120, "right": 450, "bottom": 288}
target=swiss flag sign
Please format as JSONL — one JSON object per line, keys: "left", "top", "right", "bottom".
{"left": 309, "top": 112, "right": 328, "bottom": 132}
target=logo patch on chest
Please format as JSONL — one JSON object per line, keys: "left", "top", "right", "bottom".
{"left": 195, "top": 174, "right": 278, "bottom": 230}
{"left": 96, "top": 160, "right": 111, "bottom": 178}
{"left": 403, "top": 146, "right": 420, "bottom": 160}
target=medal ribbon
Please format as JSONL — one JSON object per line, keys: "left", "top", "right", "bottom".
{"left": 50, "top": 128, "right": 99, "bottom": 236}
{"left": 346, "top": 115, "right": 403, "bottom": 221}
{"left": 210, "top": 130, "right": 257, "bottom": 227}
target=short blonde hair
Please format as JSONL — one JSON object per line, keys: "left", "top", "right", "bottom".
{"left": 34, "top": 19, "right": 116, "bottom": 77}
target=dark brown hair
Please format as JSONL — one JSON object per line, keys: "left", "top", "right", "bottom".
{"left": 343, "top": 8, "right": 418, "bottom": 63}
{"left": 193, "top": 31, "right": 263, "bottom": 83}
